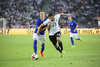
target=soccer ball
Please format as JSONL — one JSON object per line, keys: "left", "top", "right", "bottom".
{"left": 32, "top": 54, "right": 38, "bottom": 60}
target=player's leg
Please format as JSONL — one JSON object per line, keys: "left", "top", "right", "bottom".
{"left": 70, "top": 33, "right": 74, "bottom": 47}
{"left": 57, "top": 37, "right": 63, "bottom": 50}
{"left": 74, "top": 33, "right": 81, "bottom": 40}
{"left": 40, "top": 43, "right": 45, "bottom": 57}
{"left": 55, "top": 44, "right": 62, "bottom": 53}
{"left": 56, "top": 32, "right": 63, "bottom": 51}
{"left": 56, "top": 37, "right": 65, "bottom": 57}
{"left": 74, "top": 33, "right": 82, "bottom": 42}
{"left": 39, "top": 35, "right": 45, "bottom": 57}
{"left": 33, "top": 33, "right": 38, "bottom": 54}
{"left": 41, "top": 43, "right": 45, "bottom": 53}
{"left": 49, "top": 36, "right": 62, "bottom": 53}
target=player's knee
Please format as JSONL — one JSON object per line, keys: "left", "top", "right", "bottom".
{"left": 75, "top": 37, "right": 78, "bottom": 40}
{"left": 56, "top": 37, "right": 61, "bottom": 42}
{"left": 41, "top": 43, "right": 45, "bottom": 46}
{"left": 76, "top": 38, "right": 78, "bottom": 40}
{"left": 34, "top": 38, "right": 37, "bottom": 40}
{"left": 54, "top": 44, "right": 57, "bottom": 48}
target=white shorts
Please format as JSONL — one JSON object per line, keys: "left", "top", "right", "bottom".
{"left": 70, "top": 32, "right": 78, "bottom": 39}
{"left": 33, "top": 33, "right": 45, "bottom": 44}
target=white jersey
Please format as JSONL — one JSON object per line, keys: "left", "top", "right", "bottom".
{"left": 43, "top": 14, "right": 61, "bottom": 36}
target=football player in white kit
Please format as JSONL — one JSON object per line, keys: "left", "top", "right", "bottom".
{"left": 37, "top": 13, "right": 70, "bottom": 57}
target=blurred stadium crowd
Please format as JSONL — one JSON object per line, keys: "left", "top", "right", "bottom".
{"left": 0, "top": 0, "right": 100, "bottom": 28}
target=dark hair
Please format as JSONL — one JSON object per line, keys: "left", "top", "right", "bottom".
{"left": 40, "top": 11, "right": 45, "bottom": 13}
{"left": 48, "top": 13, "right": 54, "bottom": 17}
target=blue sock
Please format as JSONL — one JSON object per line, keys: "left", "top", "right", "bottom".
{"left": 33, "top": 40, "right": 37, "bottom": 54}
{"left": 41, "top": 45, "right": 45, "bottom": 53}
{"left": 71, "top": 37, "right": 74, "bottom": 46}
{"left": 77, "top": 38, "right": 80, "bottom": 40}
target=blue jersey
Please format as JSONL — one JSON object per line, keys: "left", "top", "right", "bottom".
{"left": 68, "top": 20, "right": 78, "bottom": 33}
{"left": 34, "top": 18, "right": 47, "bottom": 35}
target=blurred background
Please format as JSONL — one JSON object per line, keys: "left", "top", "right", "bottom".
{"left": 0, "top": 0, "right": 100, "bottom": 29}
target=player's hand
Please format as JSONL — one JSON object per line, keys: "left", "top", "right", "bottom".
{"left": 40, "top": 28, "right": 46, "bottom": 32}
{"left": 47, "top": 22, "right": 51, "bottom": 26}
{"left": 37, "top": 32, "right": 40, "bottom": 36}
{"left": 74, "top": 29, "right": 76, "bottom": 32}
{"left": 66, "top": 14, "right": 71, "bottom": 16}
{"left": 47, "top": 22, "right": 51, "bottom": 31}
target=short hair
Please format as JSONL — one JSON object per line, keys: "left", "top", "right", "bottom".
{"left": 40, "top": 11, "right": 45, "bottom": 13}
{"left": 48, "top": 12, "right": 54, "bottom": 17}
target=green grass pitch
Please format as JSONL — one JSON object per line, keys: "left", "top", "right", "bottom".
{"left": 0, "top": 34, "right": 100, "bottom": 67}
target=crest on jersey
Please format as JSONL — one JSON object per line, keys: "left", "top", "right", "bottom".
{"left": 71, "top": 23, "right": 73, "bottom": 25}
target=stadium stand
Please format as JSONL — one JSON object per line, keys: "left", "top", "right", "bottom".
{"left": 0, "top": 0, "right": 100, "bottom": 28}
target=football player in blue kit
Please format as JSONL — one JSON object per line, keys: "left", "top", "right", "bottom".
{"left": 32, "top": 11, "right": 47, "bottom": 57}
{"left": 67, "top": 15, "right": 82, "bottom": 48}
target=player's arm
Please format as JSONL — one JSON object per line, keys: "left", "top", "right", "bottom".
{"left": 37, "top": 24, "right": 45, "bottom": 35}
{"left": 39, "top": 27, "right": 46, "bottom": 32}
{"left": 38, "top": 22, "right": 51, "bottom": 33}
{"left": 47, "top": 22, "right": 51, "bottom": 31}
{"left": 73, "top": 19, "right": 78, "bottom": 32}
{"left": 58, "top": 13, "right": 71, "bottom": 16}
{"left": 37, "top": 19, "right": 50, "bottom": 35}
{"left": 35, "top": 20, "right": 44, "bottom": 35}
{"left": 74, "top": 25, "right": 78, "bottom": 32}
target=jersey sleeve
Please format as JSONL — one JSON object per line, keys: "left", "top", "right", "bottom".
{"left": 68, "top": 22, "right": 70, "bottom": 26}
{"left": 55, "top": 14, "right": 61, "bottom": 20}
{"left": 36, "top": 20, "right": 40, "bottom": 27}
{"left": 43, "top": 19, "right": 50, "bottom": 25}
{"left": 73, "top": 20, "right": 77, "bottom": 25}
